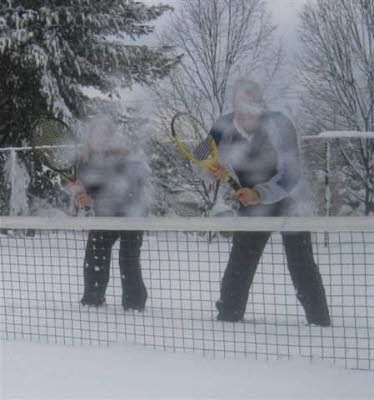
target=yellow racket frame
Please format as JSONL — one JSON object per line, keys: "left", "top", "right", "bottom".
{"left": 171, "top": 113, "right": 241, "bottom": 190}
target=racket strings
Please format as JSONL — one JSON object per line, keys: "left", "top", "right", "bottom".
{"left": 172, "top": 113, "right": 241, "bottom": 191}
{"left": 193, "top": 136, "right": 213, "bottom": 161}
{"left": 174, "top": 115, "right": 212, "bottom": 161}
{"left": 33, "top": 120, "right": 69, "bottom": 145}
{"left": 32, "top": 119, "right": 78, "bottom": 171}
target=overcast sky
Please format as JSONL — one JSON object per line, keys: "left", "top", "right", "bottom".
{"left": 269, "top": 0, "right": 306, "bottom": 42}
{"left": 139, "top": 0, "right": 309, "bottom": 65}
{"left": 143, "top": 0, "right": 308, "bottom": 40}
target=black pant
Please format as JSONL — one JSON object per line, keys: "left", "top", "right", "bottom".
{"left": 218, "top": 231, "right": 330, "bottom": 324}
{"left": 83, "top": 230, "right": 146, "bottom": 305}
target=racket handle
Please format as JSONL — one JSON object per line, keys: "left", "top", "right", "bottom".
{"left": 227, "top": 177, "right": 241, "bottom": 191}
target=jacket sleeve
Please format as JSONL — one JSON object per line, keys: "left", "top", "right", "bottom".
{"left": 77, "top": 159, "right": 102, "bottom": 198}
{"left": 209, "top": 125, "right": 223, "bottom": 146}
{"left": 126, "top": 159, "right": 152, "bottom": 217}
{"left": 254, "top": 114, "right": 301, "bottom": 204}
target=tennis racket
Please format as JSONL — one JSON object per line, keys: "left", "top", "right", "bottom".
{"left": 31, "top": 117, "right": 92, "bottom": 215}
{"left": 171, "top": 112, "right": 241, "bottom": 190}
{"left": 31, "top": 117, "right": 81, "bottom": 181}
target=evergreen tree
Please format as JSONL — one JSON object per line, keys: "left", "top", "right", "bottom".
{"left": 0, "top": 0, "right": 178, "bottom": 146}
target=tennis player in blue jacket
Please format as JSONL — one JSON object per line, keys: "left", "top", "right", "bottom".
{"left": 208, "top": 79, "right": 331, "bottom": 326}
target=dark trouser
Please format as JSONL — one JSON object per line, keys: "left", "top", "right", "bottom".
{"left": 82, "top": 230, "right": 147, "bottom": 308}
{"left": 217, "top": 231, "right": 330, "bottom": 324}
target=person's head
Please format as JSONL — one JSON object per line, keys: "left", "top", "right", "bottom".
{"left": 85, "top": 115, "right": 119, "bottom": 153}
{"left": 86, "top": 115, "right": 116, "bottom": 152}
{"left": 232, "top": 79, "right": 266, "bottom": 131}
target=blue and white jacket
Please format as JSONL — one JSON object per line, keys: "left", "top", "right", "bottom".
{"left": 209, "top": 111, "right": 304, "bottom": 216}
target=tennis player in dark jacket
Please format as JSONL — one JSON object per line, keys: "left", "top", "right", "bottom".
{"left": 207, "top": 79, "right": 331, "bottom": 326}
{"left": 75, "top": 117, "right": 149, "bottom": 311}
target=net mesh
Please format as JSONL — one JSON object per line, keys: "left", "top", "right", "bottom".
{"left": 0, "top": 216, "right": 373, "bottom": 370}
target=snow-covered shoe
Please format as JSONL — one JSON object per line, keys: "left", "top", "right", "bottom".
{"left": 297, "top": 293, "right": 331, "bottom": 327}
{"left": 216, "top": 299, "right": 244, "bottom": 322}
{"left": 80, "top": 292, "right": 106, "bottom": 307}
{"left": 122, "top": 282, "right": 147, "bottom": 311}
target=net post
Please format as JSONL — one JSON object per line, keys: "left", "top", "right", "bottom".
{"left": 324, "top": 140, "right": 331, "bottom": 247}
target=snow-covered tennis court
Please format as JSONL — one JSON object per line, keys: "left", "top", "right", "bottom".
{"left": 1, "top": 226, "right": 373, "bottom": 398}
{"left": 2, "top": 339, "right": 373, "bottom": 400}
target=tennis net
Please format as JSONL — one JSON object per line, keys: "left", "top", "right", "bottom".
{"left": 0, "top": 216, "right": 373, "bottom": 370}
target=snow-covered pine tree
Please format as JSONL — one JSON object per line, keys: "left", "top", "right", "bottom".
{"left": 0, "top": 0, "right": 179, "bottom": 215}
{"left": 0, "top": 0, "right": 178, "bottom": 145}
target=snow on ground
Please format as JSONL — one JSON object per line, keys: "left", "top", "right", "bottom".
{"left": 1, "top": 229, "right": 373, "bottom": 399}
{"left": 1, "top": 339, "right": 373, "bottom": 400}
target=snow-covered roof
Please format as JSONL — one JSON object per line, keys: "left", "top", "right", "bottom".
{"left": 303, "top": 131, "right": 374, "bottom": 139}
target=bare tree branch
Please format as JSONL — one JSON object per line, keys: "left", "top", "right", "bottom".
{"left": 148, "top": 0, "right": 282, "bottom": 215}
{"left": 298, "top": 0, "right": 374, "bottom": 214}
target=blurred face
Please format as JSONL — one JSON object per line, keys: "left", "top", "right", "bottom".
{"left": 89, "top": 132, "right": 113, "bottom": 153}
{"left": 233, "top": 89, "right": 265, "bottom": 132}
{"left": 87, "top": 119, "right": 116, "bottom": 153}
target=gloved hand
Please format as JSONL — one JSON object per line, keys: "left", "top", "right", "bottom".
{"left": 206, "top": 161, "right": 229, "bottom": 180}
{"left": 235, "top": 187, "right": 261, "bottom": 206}
{"left": 66, "top": 180, "right": 94, "bottom": 210}
{"left": 75, "top": 192, "right": 94, "bottom": 209}
{"left": 66, "top": 180, "right": 85, "bottom": 197}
